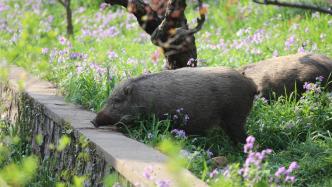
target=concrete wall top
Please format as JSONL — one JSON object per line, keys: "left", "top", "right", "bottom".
{"left": 7, "top": 66, "right": 208, "bottom": 187}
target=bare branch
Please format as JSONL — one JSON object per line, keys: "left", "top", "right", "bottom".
{"left": 151, "top": 0, "right": 206, "bottom": 54}
{"left": 187, "top": 0, "right": 206, "bottom": 35}
{"left": 105, "top": 0, "right": 163, "bottom": 35}
{"left": 57, "top": 0, "right": 66, "bottom": 7}
{"left": 253, "top": 0, "right": 332, "bottom": 15}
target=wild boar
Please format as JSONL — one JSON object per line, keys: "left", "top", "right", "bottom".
{"left": 91, "top": 67, "right": 257, "bottom": 143}
{"left": 239, "top": 53, "right": 332, "bottom": 99}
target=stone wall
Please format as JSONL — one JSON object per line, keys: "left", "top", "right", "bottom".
{"left": 0, "top": 66, "right": 208, "bottom": 187}
{"left": 0, "top": 78, "right": 109, "bottom": 186}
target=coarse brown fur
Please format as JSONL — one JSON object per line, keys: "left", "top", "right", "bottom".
{"left": 92, "top": 67, "right": 257, "bottom": 143}
{"left": 239, "top": 53, "right": 332, "bottom": 99}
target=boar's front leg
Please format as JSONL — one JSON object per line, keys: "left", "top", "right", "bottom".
{"left": 223, "top": 116, "right": 248, "bottom": 144}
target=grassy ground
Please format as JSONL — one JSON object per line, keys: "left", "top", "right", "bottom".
{"left": 0, "top": 0, "right": 332, "bottom": 186}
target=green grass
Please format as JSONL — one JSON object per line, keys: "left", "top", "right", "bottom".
{"left": 1, "top": 0, "right": 332, "bottom": 186}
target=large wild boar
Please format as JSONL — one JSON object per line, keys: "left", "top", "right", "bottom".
{"left": 239, "top": 53, "right": 332, "bottom": 99}
{"left": 91, "top": 67, "right": 257, "bottom": 143}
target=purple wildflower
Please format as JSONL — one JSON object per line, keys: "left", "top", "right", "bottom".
{"left": 240, "top": 136, "right": 274, "bottom": 182}
{"left": 176, "top": 108, "right": 183, "bottom": 113}
{"left": 108, "top": 50, "right": 118, "bottom": 60}
{"left": 99, "top": 3, "right": 108, "bottom": 10}
{"left": 171, "top": 129, "right": 186, "bottom": 139}
{"left": 0, "top": 3, "right": 9, "bottom": 12}
{"left": 244, "top": 135, "right": 255, "bottom": 153}
{"left": 70, "top": 52, "right": 80, "bottom": 60}
{"left": 316, "top": 76, "right": 324, "bottom": 82}
{"left": 244, "top": 143, "right": 253, "bottom": 153}
{"left": 285, "top": 175, "right": 296, "bottom": 183}
{"left": 222, "top": 167, "right": 231, "bottom": 177}
{"left": 143, "top": 166, "right": 154, "bottom": 180}
{"left": 209, "top": 168, "right": 219, "bottom": 178}
{"left": 47, "top": 15, "right": 54, "bottom": 23}
{"left": 287, "top": 162, "right": 299, "bottom": 173}
{"left": 251, "top": 29, "right": 265, "bottom": 44}
{"left": 246, "top": 136, "right": 255, "bottom": 144}
{"left": 173, "top": 114, "right": 178, "bottom": 120}
{"left": 184, "top": 114, "right": 190, "bottom": 125}
{"left": 187, "top": 58, "right": 195, "bottom": 66}
{"left": 244, "top": 152, "right": 263, "bottom": 167}
{"left": 260, "top": 97, "right": 268, "bottom": 104}
{"left": 127, "top": 58, "right": 138, "bottom": 65}
{"left": 58, "top": 36, "right": 68, "bottom": 45}
{"left": 297, "top": 46, "right": 305, "bottom": 53}
{"left": 206, "top": 149, "right": 213, "bottom": 158}
{"left": 77, "top": 7, "right": 85, "bottom": 13}
{"left": 41, "top": 48, "right": 49, "bottom": 55}
{"left": 285, "top": 35, "right": 295, "bottom": 50}
{"left": 303, "top": 82, "right": 312, "bottom": 91}
{"left": 49, "top": 49, "right": 57, "bottom": 62}
{"left": 273, "top": 162, "right": 299, "bottom": 184}
{"left": 104, "top": 26, "right": 120, "bottom": 37}
{"left": 90, "top": 63, "right": 106, "bottom": 75}
{"left": 76, "top": 65, "right": 84, "bottom": 74}
{"left": 155, "top": 179, "right": 171, "bottom": 187}
{"left": 238, "top": 167, "right": 249, "bottom": 177}
{"left": 303, "top": 82, "right": 321, "bottom": 93}
{"left": 275, "top": 166, "right": 286, "bottom": 177}
{"left": 262, "top": 148, "right": 272, "bottom": 155}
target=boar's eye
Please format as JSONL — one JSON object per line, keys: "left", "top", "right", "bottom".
{"left": 112, "top": 97, "right": 123, "bottom": 103}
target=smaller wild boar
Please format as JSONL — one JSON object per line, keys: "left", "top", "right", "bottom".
{"left": 91, "top": 67, "right": 257, "bottom": 143}
{"left": 239, "top": 53, "right": 332, "bottom": 99}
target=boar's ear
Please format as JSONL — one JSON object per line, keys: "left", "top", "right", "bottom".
{"left": 123, "top": 84, "right": 134, "bottom": 95}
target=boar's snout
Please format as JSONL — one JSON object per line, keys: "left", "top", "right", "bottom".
{"left": 91, "top": 118, "right": 99, "bottom": 128}
{"left": 91, "top": 111, "right": 115, "bottom": 128}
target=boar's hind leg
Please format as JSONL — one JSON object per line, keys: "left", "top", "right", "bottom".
{"left": 223, "top": 116, "right": 247, "bottom": 144}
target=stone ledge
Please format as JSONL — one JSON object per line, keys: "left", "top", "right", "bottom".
{"left": 2, "top": 66, "right": 208, "bottom": 187}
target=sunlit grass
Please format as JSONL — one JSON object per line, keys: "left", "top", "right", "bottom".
{"left": 0, "top": 0, "right": 332, "bottom": 186}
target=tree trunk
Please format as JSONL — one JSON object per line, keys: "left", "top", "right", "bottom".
{"left": 105, "top": 0, "right": 205, "bottom": 69}
{"left": 57, "top": 0, "right": 74, "bottom": 37}
{"left": 66, "top": 0, "right": 74, "bottom": 36}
